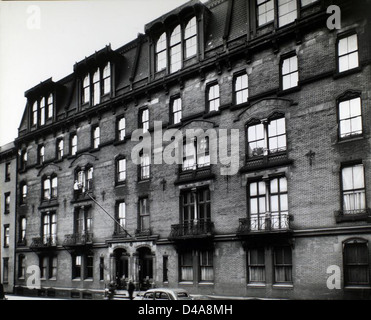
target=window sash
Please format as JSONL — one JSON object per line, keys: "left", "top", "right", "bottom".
{"left": 118, "top": 159, "right": 126, "bottom": 182}
{"left": 338, "top": 35, "right": 359, "bottom": 73}
{"left": 208, "top": 84, "right": 220, "bottom": 112}
{"left": 257, "top": 0, "right": 274, "bottom": 26}
{"left": 234, "top": 73, "right": 249, "bottom": 105}
{"left": 278, "top": 0, "right": 297, "bottom": 27}
{"left": 118, "top": 118, "right": 126, "bottom": 140}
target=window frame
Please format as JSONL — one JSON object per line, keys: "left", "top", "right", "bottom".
{"left": 4, "top": 192, "right": 10, "bottom": 214}
{"left": 247, "top": 247, "right": 266, "bottom": 284}
{"left": 337, "top": 95, "right": 363, "bottom": 140}
{"left": 233, "top": 71, "right": 249, "bottom": 106}
{"left": 280, "top": 53, "right": 299, "bottom": 91}
{"left": 273, "top": 245, "right": 293, "bottom": 284}
{"left": 340, "top": 163, "right": 367, "bottom": 215}
{"left": 138, "top": 107, "right": 149, "bottom": 133}
{"left": 3, "top": 224, "right": 10, "bottom": 248}
{"left": 336, "top": 32, "right": 359, "bottom": 74}
{"left": 138, "top": 197, "right": 150, "bottom": 233}
{"left": 170, "top": 96, "right": 182, "bottom": 125}
{"left": 206, "top": 82, "right": 220, "bottom": 113}
{"left": 343, "top": 239, "right": 370, "bottom": 287}
{"left": 116, "top": 115, "right": 126, "bottom": 142}
{"left": 92, "top": 124, "right": 100, "bottom": 149}
{"left": 256, "top": 0, "right": 275, "bottom": 28}
{"left": 70, "top": 133, "right": 77, "bottom": 156}
{"left": 116, "top": 157, "right": 127, "bottom": 185}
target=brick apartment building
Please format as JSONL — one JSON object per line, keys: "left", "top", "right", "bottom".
{"left": 0, "top": 142, "right": 17, "bottom": 294}
{"left": 6, "top": 0, "right": 371, "bottom": 299}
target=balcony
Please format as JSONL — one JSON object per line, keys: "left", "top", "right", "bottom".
{"left": 175, "top": 164, "right": 215, "bottom": 185}
{"left": 237, "top": 214, "right": 292, "bottom": 238}
{"left": 334, "top": 208, "right": 371, "bottom": 223}
{"left": 30, "top": 236, "right": 57, "bottom": 250}
{"left": 169, "top": 221, "right": 215, "bottom": 240}
{"left": 63, "top": 232, "right": 93, "bottom": 246}
{"left": 240, "top": 150, "right": 293, "bottom": 173}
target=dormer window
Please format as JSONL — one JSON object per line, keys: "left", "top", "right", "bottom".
{"left": 184, "top": 17, "right": 197, "bottom": 59}
{"left": 102, "top": 63, "right": 111, "bottom": 95}
{"left": 153, "top": 16, "right": 198, "bottom": 74}
{"left": 30, "top": 93, "right": 54, "bottom": 127}
{"left": 81, "top": 62, "right": 111, "bottom": 106}
{"left": 155, "top": 33, "right": 167, "bottom": 72}
{"left": 47, "top": 94, "right": 53, "bottom": 119}
{"left": 83, "top": 75, "right": 90, "bottom": 104}
{"left": 170, "top": 25, "right": 182, "bottom": 73}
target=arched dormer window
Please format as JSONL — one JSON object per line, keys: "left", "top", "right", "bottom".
{"left": 32, "top": 102, "right": 38, "bottom": 126}
{"left": 184, "top": 17, "right": 197, "bottom": 59}
{"left": 92, "top": 70, "right": 100, "bottom": 106}
{"left": 155, "top": 32, "right": 167, "bottom": 72}
{"left": 82, "top": 75, "right": 90, "bottom": 104}
{"left": 40, "top": 97, "right": 46, "bottom": 126}
{"left": 170, "top": 25, "right": 182, "bottom": 73}
{"left": 102, "top": 63, "right": 111, "bottom": 95}
{"left": 47, "top": 93, "right": 53, "bottom": 120}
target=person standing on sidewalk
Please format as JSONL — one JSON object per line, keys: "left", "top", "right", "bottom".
{"left": 128, "top": 279, "right": 135, "bottom": 300}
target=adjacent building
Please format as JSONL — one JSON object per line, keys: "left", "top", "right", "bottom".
{"left": 0, "top": 142, "right": 17, "bottom": 294}
{"left": 8, "top": 0, "right": 371, "bottom": 299}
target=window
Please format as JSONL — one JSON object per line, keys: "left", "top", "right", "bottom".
{"left": 339, "top": 97, "right": 362, "bottom": 139}
{"left": 234, "top": 73, "right": 249, "bottom": 105}
{"left": 40, "top": 256, "right": 48, "bottom": 279}
{"left": 32, "top": 102, "right": 38, "bottom": 126}
{"left": 273, "top": 246, "right": 292, "bottom": 283}
{"left": 47, "top": 94, "right": 53, "bottom": 119}
{"left": 117, "top": 116, "right": 126, "bottom": 141}
{"left": 74, "top": 166, "right": 94, "bottom": 197}
{"left": 4, "top": 193, "right": 10, "bottom": 214}
{"left": 70, "top": 134, "right": 77, "bottom": 156}
{"left": 20, "top": 150, "right": 27, "bottom": 171}
{"left": 18, "top": 255, "right": 26, "bottom": 279}
{"left": 207, "top": 83, "right": 220, "bottom": 112}
{"left": 20, "top": 183, "right": 27, "bottom": 204}
{"left": 344, "top": 240, "right": 370, "bottom": 286}
{"left": 248, "top": 176, "right": 289, "bottom": 231}
{"left": 278, "top": 0, "right": 297, "bottom": 27}
{"left": 116, "top": 201, "right": 126, "bottom": 233}
{"left": 199, "top": 250, "right": 214, "bottom": 282}
{"left": 180, "top": 251, "right": 193, "bottom": 281}
{"left": 281, "top": 55, "right": 298, "bottom": 90}
{"left": 40, "top": 97, "right": 45, "bottom": 126}
{"left": 301, "top": 0, "right": 318, "bottom": 6}
{"left": 163, "top": 256, "right": 169, "bottom": 282}
{"left": 257, "top": 0, "right": 274, "bottom": 27}
{"left": 117, "top": 158, "right": 126, "bottom": 183}
{"left": 156, "top": 32, "right": 167, "bottom": 72}
{"left": 248, "top": 248, "right": 266, "bottom": 283}
{"left": 102, "top": 63, "right": 111, "bottom": 95}
{"left": 38, "top": 145, "right": 45, "bottom": 164}
{"left": 338, "top": 34, "right": 359, "bottom": 73}
{"left": 99, "top": 257, "right": 104, "bottom": 281}
{"left": 182, "top": 136, "right": 210, "bottom": 171}
{"left": 57, "top": 138, "right": 64, "bottom": 160}
{"left": 181, "top": 189, "right": 211, "bottom": 227}
{"left": 140, "top": 151, "right": 150, "bottom": 180}
{"left": 85, "top": 253, "right": 94, "bottom": 279}
{"left": 92, "top": 125, "right": 100, "bottom": 149}
{"left": 20, "top": 217, "right": 27, "bottom": 243}
{"left": 93, "top": 70, "right": 100, "bottom": 106}
{"left": 3, "top": 225, "right": 9, "bottom": 248}
{"left": 170, "top": 25, "right": 182, "bottom": 73}
{"left": 83, "top": 75, "right": 90, "bottom": 104}
{"left": 171, "top": 97, "right": 182, "bottom": 124}
{"left": 341, "top": 164, "right": 366, "bottom": 214}
{"left": 73, "top": 255, "right": 82, "bottom": 279}
{"left": 184, "top": 17, "right": 197, "bottom": 58}
{"left": 138, "top": 197, "right": 150, "bottom": 232}
{"left": 5, "top": 162, "right": 10, "bottom": 181}
{"left": 42, "top": 212, "right": 57, "bottom": 245}
{"left": 247, "top": 117, "right": 287, "bottom": 157}
{"left": 75, "top": 207, "right": 92, "bottom": 235}
{"left": 42, "top": 175, "right": 58, "bottom": 200}
{"left": 3, "top": 258, "right": 9, "bottom": 284}
{"left": 139, "top": 108, "right": 149, "bottom": 132}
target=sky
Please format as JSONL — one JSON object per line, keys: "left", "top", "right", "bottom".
{"left": 0, "top": 0, "right": 208, "bottom": 147}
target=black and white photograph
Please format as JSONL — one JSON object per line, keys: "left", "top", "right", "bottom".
{"left": 0, "top": 0, "right": 371, "bottom": 309}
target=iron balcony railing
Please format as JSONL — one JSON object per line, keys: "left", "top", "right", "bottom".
{"left": 237, "top": 214, "right": 291, "bottom": 235}
{"left": 177, "top": 164, "right": 213, "bottom": 182}
{"left": 169, "top": 221, "right": 215, "bottom": 240}
{"left": 63, "top": 232, "right": 93, "bottom": 246}
{"left": 334, "top": 208, "right": 371, "bottom": 223}
{"left": 30, "top": 236, "right": 57, "bottom": 248}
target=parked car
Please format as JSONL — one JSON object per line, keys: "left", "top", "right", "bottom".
{"left": 140, "top": 288, "right": 192, "bottom": 300}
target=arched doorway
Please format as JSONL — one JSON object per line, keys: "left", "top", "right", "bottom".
{"left": 113, "top": 248, "right": 129, "bottom": 289}
{"left": 137, "top": 247, "right": 153, "bottom": 290}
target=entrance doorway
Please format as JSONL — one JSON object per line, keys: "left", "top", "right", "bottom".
{"left": 113, "top": 248, "right": 128, "bottom": 289}
{"left": 137, "top": 247, "right": 153, "bottom": 290}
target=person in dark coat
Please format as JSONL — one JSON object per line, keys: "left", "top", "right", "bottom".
{"left": 128, "top": 279, "right": 135, "bottom": 300}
